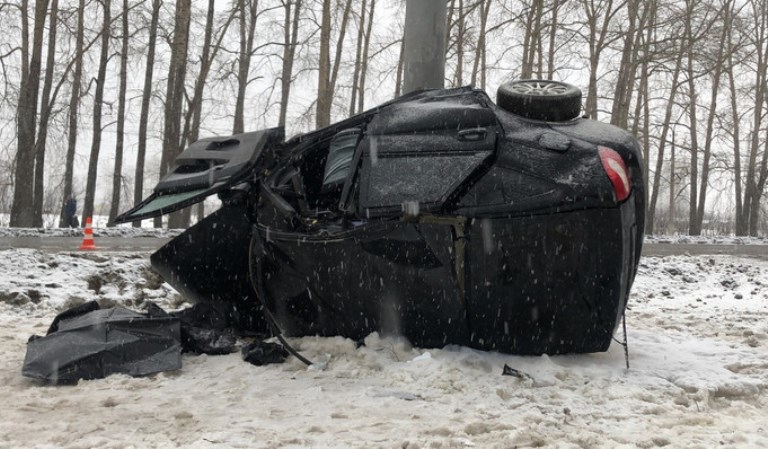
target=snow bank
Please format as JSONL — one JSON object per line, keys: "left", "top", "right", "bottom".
{"left": 1, "top": 249, "right": 767, "bottom": 448}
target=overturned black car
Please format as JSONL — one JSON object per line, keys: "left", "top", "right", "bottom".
{"left": 116, "top": 80, "right": 645, "bottom": 355}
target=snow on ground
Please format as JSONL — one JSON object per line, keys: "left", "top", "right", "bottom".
{"left": 0, "top": 226, "right": 182, "bottom": 239}
{"left": 644, "top": 234, "right": 768, "bottom": 245}
{"left": 0, "top": 244, "right": 767, "bottom": 448}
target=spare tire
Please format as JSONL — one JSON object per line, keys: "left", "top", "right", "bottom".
{"left": 497, "top": 80, "right": 582, "bottom": 122}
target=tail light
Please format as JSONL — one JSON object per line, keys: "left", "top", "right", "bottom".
{"left": 598, "top": 146, "right": 631, "bottom": 202}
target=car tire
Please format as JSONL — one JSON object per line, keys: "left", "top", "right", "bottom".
{"left": 497, "top": 80, "right": 582, "bottom": 122}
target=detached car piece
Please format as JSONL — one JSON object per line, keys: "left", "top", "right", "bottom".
{"left": 116, "top": 80, "right": 645, "bottom": 355}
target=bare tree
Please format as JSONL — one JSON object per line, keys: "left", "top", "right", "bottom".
{"left": 646, "top": 30, "right": 686, "bottom": 235}
{"left": 545, "top": 0, "right": 561, "bottom": 79}
{"left": 32, "top": 0, "right": 58, "bottom": 227}
{"left": 610, "top": 0, "right": 646, "bottom": 129}
{"left": 60, "top": 0, "right": 85, "bottom": 227}
{"left": 394, "top": 33, "right": 404, "bottom": 98}
{"left": 349, "top": 0, "right": 366, "bottom": 114}
{"left": 684, "top": 0, "right": 702, "bottom": 235}
{"left": 82, "top": 0, "right": 112, "bottom": 225}
{"left": 521, "top": 0, "right": 544, "bottom": 79}
{"left": 577, "top": 0, "right": 622, "bottom": 120}
{"left": 233, "top": 0, "right": 260, "bottom": 134}
{"left": 108, "top": 0, "right": 129, "bottom": 225}
{"left": 669, "top": 129, "right": 676, "bottom": 230}
{"left": 726, "top": 8, "right": 745, "bottom": 235}
{"left": 10, "top": 0, "right": 49, "bottom": 227}
{"left": 357, "top": 0, "right": 375, "bottom": 112}
{"left": 133, "top": 0, "right": 161, "bottom": 228}
{"left": 183, "top": 0, "right": 236, "bottom": 147}
{"left": 691, "top": 1, "right": 730, "bottom": 235}
{"left": 181, "top": 0, "right": 237, "bottom": 222}
{"left": 471, "top": 0, "right": 490, "bottom": 89}
{"left": 316, "top": 0, "right": 353, "bottom": 127}
{"left": 452, "top": 0, "right": 465, "bottom": 86}
{"left": 279, "top": 0, "right": 302, "bottom": 127}
{"left": 742, "top": 0, "right": 768, "bottom": 235}
{"left": 159, "top": 0, "right": 192, "bottom": 228}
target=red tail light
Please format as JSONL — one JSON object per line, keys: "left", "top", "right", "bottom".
{"left": 598, "top": 146, "right": 631, "bottom": 202}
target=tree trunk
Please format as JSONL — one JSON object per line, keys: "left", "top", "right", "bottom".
{"left": 184, "top": 0, "right": 235, "bottom": 145}
{"left": 694, "top": 1, "right": 729, "bottom": 234}
{"left": 350, "top": 0, "right": 367, "bottom": 115}
{"left": 646, "top": 44, "right": 685, "bottom": 235}
{"left": 454, "top": 0, "right": 465, "bottom": 86}
{"left": 279, "top": 0, "right": 302, "bottom": 127}
{"left": 581, "top": 0, "right": 615, "bottom": 121}
{"left": 521, "top": 0, "right": 542, "bottom": 79}
{"left": 315, "top": 0, "right": 331, "bottom": 128}
{"left": 184, "top": 0, "right": 236, "bottom": 222}
{"left": 727, "top": 34, "right": 745, "bottom": 235}
{"left": 471, "top": 0, "right": 490, "bottom": 88}
{"left": 641, "top": 51, "right": 651, "bottom": 201}
{"left": 357, "top": 0, "right": 375, "bottom": 112}
{"left": 751, "top": 128, "right": 768, "bottom": 234}
{"left": 108, "top": 0, "right": 129, "bottom": 225}
{"left": 745, "top": 0, "right": 768, "bottom": 236}
{"left": 329, "top": 0, "right": 353, "bottom": 100}
{"left": 161, "top": 0, "right": 192, "bottom": 229}
{"left": 137, "top": 0, "right": 161, "bottom": 227}
{"left": 10, "top": 0, "right": 49, "bottom": 227}
{"left": 82, "top": 0, "right": 111, "bottom": 225}
{"left": 61, "top": 0, "right": 85, "bottom": 227}
{"left": 395, "top": 34, "right": 404, "bottom": 98}
{"left": 669, "top": 131, "right": 676, "bottom": 232}
{"left": 685, "top": 1, "right": 701, "bottom": 235}
{"left": 233, "top": 0, "right": 259, "bottom": 134}
{"left": 33, "top": 0, "right": 58, "bottom": 227}
{"left": 610, "top": 0, "right": 638, "bottom": 129}
{"left": 446, "top": 0, "right": 455, "bottom": 54}
{"left": 546, "top": 0, "right": 559, "bottom": 79}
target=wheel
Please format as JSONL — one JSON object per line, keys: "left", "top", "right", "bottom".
{"left": 497, "top": 79, "right": 582, "bottom": 122}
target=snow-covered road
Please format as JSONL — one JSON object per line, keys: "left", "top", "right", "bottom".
{"left": 1, "top": 248, "right": 766, "bottom": 448}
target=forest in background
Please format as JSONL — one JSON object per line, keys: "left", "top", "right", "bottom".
{"left": 0, "top": 0, "right": 767, "bottom": 235}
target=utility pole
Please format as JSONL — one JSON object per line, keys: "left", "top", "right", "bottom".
{"left": 403, "top": 0, "right": 447, "bottom": 94}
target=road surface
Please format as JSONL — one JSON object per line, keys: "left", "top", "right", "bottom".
{"left": 0, "top": 236, "right": 170, "bottom": 252}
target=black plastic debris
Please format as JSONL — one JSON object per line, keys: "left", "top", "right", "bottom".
{"left": 502, "top": 364, "right": 532, "bottom": 380}
{"left": 45, "top": 300, "right": 101, "bottom": 335}
{"left": 241, "top": 341, "right": 289, "bottom": 366}
{"left": 182, "top": 327, "right": 237, "bottom": 355}
{"left": 143, "top": 301, "right": 237, "bottom": 355}
{"left": 23, "top": 304, "right": 181, "bottom": 383}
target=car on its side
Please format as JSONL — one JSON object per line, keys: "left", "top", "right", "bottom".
{"left": 116, "top": 80, "right": 645, "bottom": 355}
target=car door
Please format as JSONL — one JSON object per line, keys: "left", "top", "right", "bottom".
{"left": 113, "top": 127, "right": 283, "bottom": 224}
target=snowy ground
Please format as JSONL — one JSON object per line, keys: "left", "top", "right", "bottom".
{"left": 0, "top": 226, "right": 181, "bottom": 239}
{"left": 644, "top": 234, "right": 768, "bottom": 245}
{"left": 1, "top": 243, "right": 767, "bottom": 448}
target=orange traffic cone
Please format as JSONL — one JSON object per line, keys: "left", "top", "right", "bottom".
{"left": 79, "top": 217, "right": 97, "bottom": 250}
